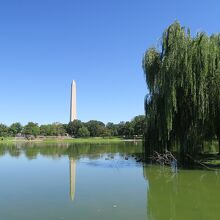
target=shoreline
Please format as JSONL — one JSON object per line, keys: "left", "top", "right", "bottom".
{"left": 0, "top": 137, "right": 143, "bottom": 144}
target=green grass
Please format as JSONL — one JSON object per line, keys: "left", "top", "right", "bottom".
{"left": 203, "top": 140, "right": 219, "bottom": 153}
{"left": 204, "top": 160, "right": 220, "bottom": 165}
{"left": 0, "top": 136, "right": 142, "bottom": 144}
{"left": 0, "top": 137, "right": 15, "bottom": 143}
{"left": 42, "top": 137, "right": 125, "bottom": 144}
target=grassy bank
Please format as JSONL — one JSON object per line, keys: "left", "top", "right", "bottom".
{"left": 0, "top": 137, "right": 142, "bottom": 144}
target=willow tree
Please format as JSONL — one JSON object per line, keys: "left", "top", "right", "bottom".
{"left": 143, "top": 22, "right": 220, "bottom": 161}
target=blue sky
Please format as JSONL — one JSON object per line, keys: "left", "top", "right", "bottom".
{"left": 0, "top": 0, "right": 219, "bottom": 125}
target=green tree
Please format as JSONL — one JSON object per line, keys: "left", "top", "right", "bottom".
{"left": 0, "top": 124, "right": 9, "bottom": 137}
{"left": 53, "top": 122, "right": 66, "bottom": 136}
{"left": 77, "top": 126, "right": 90, "bottom": 137}
{"left": 118, "top": 121, "right": 125, "bottom": 136}
{"left": 9, "top": 122, "right": 23, "bottom": 136}
{"left": 118, "top": 121, "right": 134, "bottom": 137}
{"left": 106, "top": 122, "right": 118, "bottom": 136}
{"left": 131, "top": 115, "right": 146, "bottom": 135}
{"left": 40, "top": 123, "right": 66, "bottom": 136}
{"left": 85, "top": 120, "right": 105, "bottom": 137}
{"left": 40, "top": 124, "right": 51, "bottom": 136}
{"left": 142, "top": 21, "right": 220, "bottom": 161}
{"left": 99, "top": 127, "right": 111, "bottom": 137}
{"left": 23, "top": 122, "right": 40, "bottom": 137}
{"left": 67, "top": 120, "right": 83, "bottom": 137}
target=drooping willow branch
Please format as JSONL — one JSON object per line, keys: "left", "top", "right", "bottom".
{"left": 143, "top": 21, "right": 220, "bottom": 158}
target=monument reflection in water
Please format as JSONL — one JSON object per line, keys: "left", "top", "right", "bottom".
{"left": 69, "top": 158, "right": 76, "bottom": 201}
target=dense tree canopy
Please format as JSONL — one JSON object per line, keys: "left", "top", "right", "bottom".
{"left": 106, "top": 122, "right": 118, "bottom": 136}
{"left": 0, "top": 124, "right": 9, "bottom": 137}
{"left": 132, "top": 115, "right": 146, "bottom": 136}
{"left": 77, "top": 126, "right": 90, "bottom": 137}
{"left": 23, "top": 122, "right": 40, "bottom": 137}
{"left": 67, "top": 120, "right": 84, "bottom": 137}
{"left": 85, "top": 120, "right": 106, "bottom": 137}
{"left": 0, "top": 115, "right": 145, "bottom": 139}
{"left": 9, "top": 122, "right": 22, "bottom": 136}
{"left": 40, "top": 123, "right": 66, "bottom": 136}
{"left": 143, "top": 21, "right": 220, "bottom": 160}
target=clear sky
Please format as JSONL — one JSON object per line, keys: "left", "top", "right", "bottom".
{"left": 0, "top": 0, "right": 219, "bottom": 125}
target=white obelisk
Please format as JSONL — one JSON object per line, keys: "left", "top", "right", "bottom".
{"left": 70, "top": 80, "right": 77, "bottom": 122}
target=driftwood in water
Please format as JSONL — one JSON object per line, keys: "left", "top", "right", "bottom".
{"left": 150, "top": 151, "right": 177, "bottom": 168}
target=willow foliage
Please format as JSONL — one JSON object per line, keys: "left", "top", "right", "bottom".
{"left": 143, "top": 22, "right": 220, "bottom": 159}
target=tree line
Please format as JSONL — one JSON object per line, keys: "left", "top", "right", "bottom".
{"left": 143, "top": 21, "right": 220, "bottom": 162}
{"left": 0, "top": 115, "right": 145, "bottom": 138}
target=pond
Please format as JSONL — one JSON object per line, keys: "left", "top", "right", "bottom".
{"left": 0, "top": 142, "right": 220, "bottom": 220}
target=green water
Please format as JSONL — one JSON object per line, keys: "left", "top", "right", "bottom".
{"left": 0, "top": 142, "right": 220, "bottom": 220}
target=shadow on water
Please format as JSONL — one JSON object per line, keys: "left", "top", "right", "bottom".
{"left": 143, "top": 164, "right": 220, "bottom": 220}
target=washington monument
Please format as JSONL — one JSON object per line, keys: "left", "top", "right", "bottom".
{"left": 69, "top": 80, "right": 77, "bottom": 201}
{"left": 70, "top": 80, "right": 77, "bottom": 122}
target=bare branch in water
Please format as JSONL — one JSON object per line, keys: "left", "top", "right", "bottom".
{"left": 150, "top": 151, "right": 178, "bottom": 172}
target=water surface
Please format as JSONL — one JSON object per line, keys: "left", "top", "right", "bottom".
{"left": 0, "top": 142, "right": 220, "bottom": 220}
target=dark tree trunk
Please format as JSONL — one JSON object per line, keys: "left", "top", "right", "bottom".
{"left": 218, "top": 138, "right": 220, "bottom": 155}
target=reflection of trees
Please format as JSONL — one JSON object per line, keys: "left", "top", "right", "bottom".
{"left": 25, "top": 147, "right": 39, "bottom": 159}
{"left": 0, "top": 144, "right": 21, "bottom": 157}
{"left": 0, "top": 142, "right": 143, "bottom": 160}
{"left": 143, "top": 165, "right": 220, "bottom": 220}
{"left": 0, "top": 145, "right": 7, "bottom": 157}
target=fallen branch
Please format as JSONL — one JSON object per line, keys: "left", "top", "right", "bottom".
{"left": 150, "top": 151, "right": 177, "bottom": 169}
{"left": 186, "top": 154, "right": 220, "bottom": 171}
